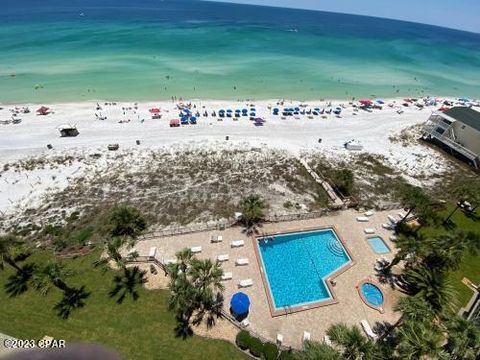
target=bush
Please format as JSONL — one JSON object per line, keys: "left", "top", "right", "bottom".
{"left": 235, "top": 330, "right": 251, "bottom": 351}
{"left": 279, "top": 350, "right": 295, "bottom": 360}
{"left": 249, "top": 337, "right": 264, "bottom": 358}
{"left": 109, "top": 205, "right": 146, "bottom": 238}
{"left": 262, "top": 342, "right": 279, "bottom": 360}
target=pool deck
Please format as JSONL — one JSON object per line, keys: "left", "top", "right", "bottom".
{"left": 133, "top": 208, "right": 403, "bottom": 348}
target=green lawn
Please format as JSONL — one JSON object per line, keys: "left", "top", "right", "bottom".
{"left": 421, "top": 206, "right": 480, "bottom": 309}
{"left": 0, "top": 251, "right": 247, "bottom": 360}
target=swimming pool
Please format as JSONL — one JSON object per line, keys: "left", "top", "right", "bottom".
{"left": 367, "top": 236, "right": 391, "bottom": 254}
{"left": 361, "top": 283, "right": 384, "bottom": 306}
{"left": 257, "top": 228, "right": 352, "bottom": 312}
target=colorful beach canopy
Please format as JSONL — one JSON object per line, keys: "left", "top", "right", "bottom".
{"left": 359, "top": 100, "right": 373, "bottom": 106}
{"left": 36, "top": 106, "right": 50, "bottom": 113}
{"left": 149, "top": 108, "right": 161, "bottom": 113}
{"left": 230, "top": 292, "right": 250, "bottom": 315}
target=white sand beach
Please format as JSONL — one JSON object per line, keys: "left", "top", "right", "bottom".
{"left": 0, "top": 97, "right": 475, "bottom": 222}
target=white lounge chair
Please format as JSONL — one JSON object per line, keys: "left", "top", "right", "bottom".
{"left": 382, "top": 223, "right": 393, "bottom": 230}
{"left": 361, "top": 320, "right": 378, "bottom": 340}
{"left": 390, "top": 235, "right": 397, "bottom": 241}
{"left": 148, "top": 247, "right": 157, "bottom": 258}
{"left": 303, "top": 331, "right": 311, "bottom": 342}
{"left": 236, "top": 258, "right": 249, "bottom": 266}
{"left": 211, "top": 235, "right": 223, "bottom": 243}
{"left": 217, "top": 254, "right": 229, "bottom": 262}
{"left": 238, "top": 279, "right": 253, "bottom": 288}
{"left": 398, "top": 212, "right": 407, "bottom": 220}
{"left": 191, "top": 246, "right": 202, "bottom": 254}
{"left": 356, "top": 216, "right": 369, "bottom": 222}
{"left": 364, "top": 210, "right": 374, "bottom": 217}
{"left": 276, "top": 334, "right": 284, "bottom": 345}
{"left": 231, "top": 240, "right": 245, "bottom": 248}
{"left": 221, "top": 272, "right": 232, "bottom": 280}
{"left": 164, "top": 258, "right": 177, "bottom": 265}
{"left": 387, "top": 215, "right": 398, "bottom": 224}
{"left": 324, "top": 335, "right": 332, "bottom": 346}
{"left": 364, "top": 228, "right": 376, "bottom": 234}
{"left": 241, "top": 318, "right": 250, "bottom": 327}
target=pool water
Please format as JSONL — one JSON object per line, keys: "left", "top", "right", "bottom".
{"left": 367, "top": 236, "right": 391, "bottom": 254}
{"left": 361, "top": 283, "right": 384, "bottom": 306}
{"left": 257, "top": 229, "right": 351, "bottom": 310}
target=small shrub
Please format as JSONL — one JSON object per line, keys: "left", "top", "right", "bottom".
{"left": 279, "top": 350, "right": 295, "bottom": 360}
{"left": 283, "top": 201, "right": 293, "bottom": 209}
{"left": 249, "top": 337, "right": 264, "bottom": 358}
{"left": 109, "top": 205, "right": 146, "bottom": 238}
{"left": 235, "top": 330, "right": 251, "bottom": 351}
{"left": 262, "top": 342, "right": 279, "bottom": 360}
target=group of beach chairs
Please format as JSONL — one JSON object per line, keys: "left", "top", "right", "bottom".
{"left": 355, "top": 209, "right": 406, "bottom": 239}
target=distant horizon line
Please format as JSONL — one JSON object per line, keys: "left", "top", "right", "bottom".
{"left": 201, "top": 0, "right": 480, "bottom": 35}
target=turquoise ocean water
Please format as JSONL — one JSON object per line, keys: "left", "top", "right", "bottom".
{"left": 1, "top": 0, "right": 479, "bottom": 103}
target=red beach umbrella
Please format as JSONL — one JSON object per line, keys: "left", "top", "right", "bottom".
{"left": 359, "top": 100, "right": 373, "bottom": 106}
{"left": 169, "top": 119, "right": 180, "bottom": 127}
{"left": 149, "top": 108, "right": 161, "bottom": 113}
{"left": 36, "top": 106, "right": 50, "bottom": 115}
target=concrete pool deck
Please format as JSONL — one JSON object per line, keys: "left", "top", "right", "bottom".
{"left": 133, "top": 208, "right": 403, "bottom": 348}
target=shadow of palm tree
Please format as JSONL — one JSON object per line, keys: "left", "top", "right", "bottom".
{"left": 4, "top": 263, "right": 35, "bottom": 297}
{"left": 375, "top": 267, "right": 398, "bottom": 290}
{"left": 109, "top": 266, "right": 147, "bottom": 304}
{"left": 54, "top": 286, "right": 90, "bottom": 319}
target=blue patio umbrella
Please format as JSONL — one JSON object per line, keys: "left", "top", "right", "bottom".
{"left": 227, "top": 109, "right": 233, "bottom": 112}
{"left": 230, "top": 292, "right": 250, "bottom": 315}
{"left": 294, "top": 107, "right": 300, "bottom": 111}
{"left": 250, "top": 112, "right": 256, "bottom": 116}
{"left": 219, "top": 109, "right": 225, "bottom": 113}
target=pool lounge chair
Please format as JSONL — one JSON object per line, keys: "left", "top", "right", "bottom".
{"left": 364, "top": 210, "right": 374, "bottom": 216}
{"left": 390, "top": 235, "right": 397, "bottom": 241}
{"left": 236, "top": 258, "right": 249, "bottom": 266}
{"left": 303, "top": 331, "right": 311, "bottom": 342}
{"left": 364, "top": 228, "right": 376, "bottom": 234}
{"left": 221, "top": 272, "right": 233, "bottom": 280}
{"left": 361, "top": 320, "right": 378, "bottom": 340}
{"left": 211, "top": 235, "right": 223, "bottom": 243}
{"left": 387, "top": 215, "right": 398, "bottom": 224}
{"left": 238, "top": 279, "right": 253, "bottom": 288}
{"left": 356, "top": 216, "right": 369, "bottom": 222}
{"left": 231, "top": 240, "right": 245, "bottom": 248}
{"left": 164, "top": 258, "right": 177, "bottom": 265}
{"left": 191, "top": 246, "right": 202, "bottom": 254}
{"left": 217, "top": 254, "right": 229, "bottom": 262}
{"left": 148, "top": 247, "right": 157, "bottom": 258}
{"left": 382, "top": 223, "right": 394, "bottom": 230}
{"left": 276, "top": 334, "right": 284, "bottom": 345}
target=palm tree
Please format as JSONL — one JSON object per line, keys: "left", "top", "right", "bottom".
{"left": 294, "top": 340, "right": 342, "bottom": 360}
{"left": 4, "top": 263, "right": 36, "bottom": 297}
{"left": 109, "top": 205, "right": 146, "bottom": 238}
{"left": 444, "top": 315, "right": 480, "bottom": 360}
{"left": 384, "top": 232, "right": 430, "bottom": 273}
{"left": 109, "top": 266, "right": 147, "bottom": 304}
{"left": 326, "top": 323, "right": 377, "bottom": 360}
{"left": 54, "top": 285, "right": 90, "bottom": 319}
{"left": 0, "top": 235, "right": 31, "bottom": 273}
{"left": 167, "top": 249, "right": 226, "bottom": 336}
{"left": 403, "top": 265, "right": 457, "bottom": 314}
{"left": 396, "top": 320, "right": 444, "bottom": 359}
{"left": 238, "top": 194, "right": 266, "bottom": 234}
{"left": 93, "top": 236, "right": 137, "bottom": 270}
{"left": 397, "top": 185, "right": 430, "bottom": 224}
{"left": 32, "top": 261, "right": 72, "bottom": 294}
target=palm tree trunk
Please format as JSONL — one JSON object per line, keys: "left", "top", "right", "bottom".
{"left": 399, "top": 207, "right": 414, "bottom": 224}
{"left": 379, "top": 315, "right": 404, "bottom": 341}
{"left": 443, "top": 204, "right": 459, "bottom": 224}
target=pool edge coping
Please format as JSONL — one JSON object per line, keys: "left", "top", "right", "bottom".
{"left": 252, "top": 224, "right": 356, "bottom": 318}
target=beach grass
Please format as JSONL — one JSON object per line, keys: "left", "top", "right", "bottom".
{"left": 0, "top": 250, "right": 247, "bottom": 360}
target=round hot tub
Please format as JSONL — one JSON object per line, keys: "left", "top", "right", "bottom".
{"left": 357, "top": 280, "right": 385, "bottom": 313}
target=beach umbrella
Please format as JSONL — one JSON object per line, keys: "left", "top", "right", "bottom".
{"left": 375, "top": 99, "right": 385, "bottom": 104}
{"left": 359, "top": 100, "right": 373, "bottom": 106}
{"left": 294, "top": 107, "right": 300, "bottom": 111}
{"left": 250, "top": 112, "right": 256, "bottom": 116}
{"left": 230, "top": 292, "right": 250, "bottom": 316}
{"left": 36, "top": 106, "right": 50, "bottom": 114}
{"left": 227, "top": 109, "right": 233, "bottom": 112}
{"left": 219, "top": 109, "right": 225, "bottom": 113}
{"left": 149, "top": 108, "right": 161, "bottom": 113}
